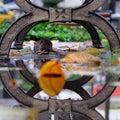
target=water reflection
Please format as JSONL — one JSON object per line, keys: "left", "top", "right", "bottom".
{"left": 1, "top": 51, "right": 119, "bottom": 100}
{"left": 0, "top": 55, "right": 82, "bottom": 101}
{"left": 0, "top": 39, "right": 120, "bottom": 107}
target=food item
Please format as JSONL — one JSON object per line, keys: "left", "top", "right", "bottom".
{"left": 10, "top": 51, "right": 20, "bottom": 56}
{"left": 83, "top": 47, "right": 104, "bottom": 55}
{"left": 60, "top": 51, "right": 100, "bottom": 65}
{"left": 38, "top": 60, "right": 65, "bottom": 96}
{"left": 65, "top": 65, "right": 93, "bottom": 71}
{"left": 59, "top": 45, "right": 70, "bottom": 51}
{"left": 59, "top": 44, "right": 80, "bottom": 51}
{"left": 63, "top": 64, "right": 97, "bottom": 76}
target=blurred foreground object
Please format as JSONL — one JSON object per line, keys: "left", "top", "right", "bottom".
{"left": 38, "top": 60, "right": 65, "bottom": 96}
{"left": 0, "top": 107, "right": 39, "bottom": 120}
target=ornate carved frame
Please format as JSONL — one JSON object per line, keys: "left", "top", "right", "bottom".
{"left": 0, "top": 0, "right": 120, "bottom": 119}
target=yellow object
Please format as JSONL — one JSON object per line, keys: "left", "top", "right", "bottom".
{"left": 38, "top": 60, "right": 65, "bottom": 96}
{"left": 0, "top": 107, "right": 38, "bottom": 120}
{"left": 10, "top": 51, "right": 20, "bottom": 56}
{"left": 83, "top": 47, "right": 104, "bottom": 55}
{"left": 0, "top": 2, "right": 14, "bottom": 23}
{"left": 0, "top": 1, "right": 3, "bottom": 6}
{"left": 27, "top": 108, "right": 39, "bottom": 120}
{"left": 60, "top": 51, "right": 100, "bottom": 64}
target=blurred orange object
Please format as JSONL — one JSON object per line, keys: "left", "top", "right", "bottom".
{"left": 38, "top": 60, "right": 65, "bottom": 96}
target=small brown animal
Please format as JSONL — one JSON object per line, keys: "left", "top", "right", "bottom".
{"left": 34, "top": 38, "right": 65, "bottom": 57}
{"left": 34, "top": 38, "right": 53, "bottom": 54}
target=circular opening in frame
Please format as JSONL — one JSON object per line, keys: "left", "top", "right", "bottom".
{"left": 9, "top": 21, "right": 110, "bottom": 86}
{"left": 1, "top": 19, "right": 119, "bottom": 105}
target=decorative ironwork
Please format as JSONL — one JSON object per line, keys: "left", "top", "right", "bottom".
{"left": 0, "top": 0, "right": 120, "bottom": 120}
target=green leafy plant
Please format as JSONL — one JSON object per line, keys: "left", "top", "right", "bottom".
{"left": 25, "top": 22, "right": 92, "bottom": 42}
{"left": 0, "top": 22, "right": 107, "bottom": 43}
{"left": 106, "top": 49, "right": 120, "bottom": 64}
{"left": 0, "top": 21, "right": 12, "bottom": 38}
{"left": 101, "top": 39, "right": 110, "bottom": 50}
